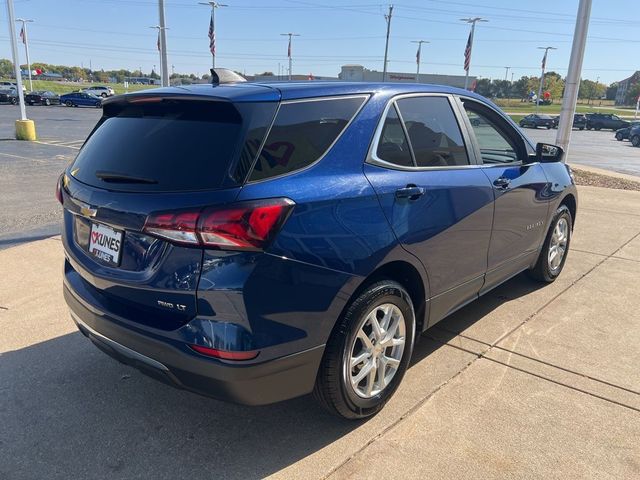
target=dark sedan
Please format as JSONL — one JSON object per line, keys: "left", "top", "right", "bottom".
{"left": 25, "top": 90, "right": 60, "bottom": 106}
{"left": 615, "top": 121, "right": 640, "bottom": 141}
{"left": 0, "top": 88, "right": 19, "bottom": 105}
{"left": 519, "top": 114, "right": 554, "bottom": 129}
{"left": 551, "top": 114, "right": 586, "bottom": 130}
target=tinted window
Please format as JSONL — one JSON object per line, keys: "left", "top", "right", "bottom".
{"left": 396, "top": 97, "right": 469, "bottom": 167}
{"left": 249, "top": 96, "right": 365, "bottom": 181}
{"left": 376, "top": 104, "right": 413, "bottom": 167}
{"left": 463, "top": 102, "right": 519, "bottom": 164}
{"left": 71, "top": 100, "right": 276, "bottom": 192}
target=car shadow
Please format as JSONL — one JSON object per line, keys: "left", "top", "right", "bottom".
{"left": 1, "top": 272, "right": 546, "bottom": 480}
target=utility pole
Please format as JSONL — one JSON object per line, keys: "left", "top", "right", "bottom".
{"left": 199, "top": 2, "right": 227, "bottom": 69}
{"left": 555, "top": 0, "right": 591, "bottom": 159}
{"left": 504, "top": 66, "right": 510, "bottom": 81}
{"left": 15, "top": 18, "right": 33, "bottom": 92}
{"left": 382, "top": 5, "right": 393, "bottom": 82}
{"left": 461, "top": 17, "right": 487, "bottom": 90}
{"left": 150, "top": 25, "right": 169, "bottom": 86}
{"left": 411, "top": 40, "right": 429, "bottom": 82}
{"left": 280, "top": 32, "right": 300, "bottom": 81}
{"left": 158, "top": 0, "right": 169, "bottom": 87}
{"left": 536, "top": 46, "right": 556, "bottom": 112}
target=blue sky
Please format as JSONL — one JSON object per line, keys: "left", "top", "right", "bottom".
{"left": 0, "top": 0, "right": 637, "bottom": 84}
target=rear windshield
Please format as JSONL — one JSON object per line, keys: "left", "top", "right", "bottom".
{"left": 70, "top": 99, "right": 276, "bottom": 192}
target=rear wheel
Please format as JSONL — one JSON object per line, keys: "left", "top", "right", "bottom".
{"left": 10, "top": 98, "right": 17, "bottom": 105}
{"left": 528, "top": 205, "right": 572, "bottom": 283}
{"left": 632, "top": 135, "right": 640, "bottom": 147}
{"left": 44, "top": 98, "right": 51, "bottom": 106}
{"left": 615, "top": 132, "right": 623, "bottom": 141}
{"left": 101, "top": 92, "right": 108, "bottom": 98}
{"left": 594, "top": 124, "right": 602, "bottom": 131}
{"left": 65, "top": 100, "right": 73, "bottom": 107}
{"left": 314, "top": 280, "right": 415, "bottom": 419}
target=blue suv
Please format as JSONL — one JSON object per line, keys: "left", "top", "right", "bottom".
{"left": 59, "top": 80, "right": 577, "bottom": 419}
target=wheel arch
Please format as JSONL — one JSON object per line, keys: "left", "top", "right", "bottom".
{"left": 559, "top": 193, "right": 577, "bottom": 229}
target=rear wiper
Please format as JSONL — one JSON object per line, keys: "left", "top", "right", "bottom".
{"left": 95, "top": 171, "right": 158, "bottom": 184}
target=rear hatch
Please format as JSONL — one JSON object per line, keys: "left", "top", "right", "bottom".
{"left": 62, "top": 88, "right": 279, "bottom": 330}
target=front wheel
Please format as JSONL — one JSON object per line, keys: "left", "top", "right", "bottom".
{"left": 616, "top": 132, "right": 623, "bottom": 141}
{"left": 44, "top": 99, "right": 51, "bottom": 106}
{"left": 314, "top": 280, "right": 415, "bottom": 419}
{"left": 65, "top": 100, "right": 73, "bottom": 107}
{"left": 632, "top": 135, "right": 640, "bottom": 147}
{"left": 528, "top": 205, "right": 572, "bottom": 283}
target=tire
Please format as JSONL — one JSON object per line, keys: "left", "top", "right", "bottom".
{"left": 313, "top": 280, "right": 416, "bottom": 419}
{"left": 101, "top": 93, "right": 108, "bottom": 98}
{"left": 519, "top": 122, "right": 526, "bottom": 128}
{"left": 44, "top": 98, "right": 50, "bottom": 106}
{"left": 579, "top": 127, "right": 584, "bottom": 131}
{"left": 594, "top": 124, "right": 602, "bottom": 131}
{"left": 528, "top": 205, "right": 572, "bottom": 283}
{"left": 65, "top": 100, "right": 73, "bottom": 107}
{"left": 546, "top": 125, "right": 551, "bottom": 129}
{"left": 616, "top": 132, "right": 623, "bottom": 141}
{"left": 632, "top": 135, "right": 640, "bottom": 147}
{"left": 95, "top": 102, "right": 102, "bottom": 108}
{"left": 10, "top": 98, "right": 17, "bottom": 105}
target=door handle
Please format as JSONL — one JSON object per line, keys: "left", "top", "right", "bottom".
{"left": 493, "top": 177, "right": 511, "bottom": 189}
{"left": 395, "top": 185, "right": 425, "bottom": 200}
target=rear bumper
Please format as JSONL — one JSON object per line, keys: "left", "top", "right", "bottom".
{"left": 64, "top": 283, "right": 325, "bottom": 406}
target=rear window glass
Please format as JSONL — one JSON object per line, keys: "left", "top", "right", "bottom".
{"left": 248, "top": 96, "right": 366, "bottom": 182}
{"left": 70, "top": 100, "right": 276, "bottom": 192}
{"left": 376, "top": 105, "right": 413, "bottom": 167}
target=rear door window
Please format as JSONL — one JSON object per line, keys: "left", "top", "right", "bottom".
{"left": 70, "top": 100, "right": 277, "bottom": 192}
{"left": 375, "top": 104, "right": 413, "bottom": 167}
{"left": 395, "top": 96, "right": 469, "bottom": 167}
{"left": 248, "top": 96, "right": 366, "bottom": 181}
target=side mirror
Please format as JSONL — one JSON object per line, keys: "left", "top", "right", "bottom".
{"left": 535, "top": 143, "right": 564, "bottom": 163}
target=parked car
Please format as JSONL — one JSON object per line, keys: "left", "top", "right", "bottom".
{"left": 551, "top": 113, "right": 586, "bottom": 130}
{"left": 0, "top": 88, "right": 19, "bottom": 104}
{"left": 0, "top": 81, "right": 25, "bottom": 92}
{"left": 519, "top": 114, "right": 554, "bottom": 129}
{"left": 25, "top": 90, "right": 61, "bottom": 106}
{"left": 59, "top": 81, "right": 577, "bottom": 419}
{"left": 60, "top": 91, "right": 102, "bottom": 108}
{"left": 585, "top": 113, "right": 629, "bottom": 131}
{"left": 614, "top": 121, "right": 640, "bottom": 141}
{"left": 81, "top": 86, "right": 115, "bottom": 98}
{"left": 629, "top": 125, "right": 640, "bottom": 147}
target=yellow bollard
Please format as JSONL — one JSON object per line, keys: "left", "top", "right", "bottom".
{"left": 15, "top": 119, "right": 37, "bottom": 141}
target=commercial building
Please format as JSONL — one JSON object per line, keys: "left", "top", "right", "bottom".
{"left": 339, "top": 65, "right": 474, "bottom": 88}
{"left": 614, "top": 71, "right": 640, "bottom": 105}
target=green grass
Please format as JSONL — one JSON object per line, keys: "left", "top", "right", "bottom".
{"left": 1, "top": 78, "right": 158, "bottom": 95}
{"left": 493, "top": 99, "right": 635, "bottom": 117}
{"left": 508, "top": 114, "right": 526, "bottom": 123}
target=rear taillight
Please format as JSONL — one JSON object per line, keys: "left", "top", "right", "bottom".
{"left": 143, "top": 198, "right": 294, "bottom": 251}
{"left": 55, "top": 174, "right": 64, "bottom": 204}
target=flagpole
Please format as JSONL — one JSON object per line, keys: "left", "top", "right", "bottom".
{"left": 411, "top": 40, "right": 429, "bottom": 82}
{"left": 199, "top": 2, "right": 227, "bottom": 70}
{"left": 536, "top": 46, "right": 556, "bottom": 113}
{"left": 461, "top": 17, "right": 487, "bottom": 90}
{"left": 280, "top": 33, "right": 300, "bottom": 81}
{"left": 16, "top": 18, "right": 33, "bottom": 92}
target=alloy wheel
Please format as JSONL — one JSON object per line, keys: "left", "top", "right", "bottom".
{"left": 548, "top": 217, "right": 569, "bottom": 272}
{"left": 348, "top": 303, "right": 406, "bottom": 399}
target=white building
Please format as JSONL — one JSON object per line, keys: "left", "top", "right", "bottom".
{"left": 339, "top": 65, "right": 474, "bottom": 88}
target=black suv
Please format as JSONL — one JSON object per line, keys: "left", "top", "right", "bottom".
{"left": 585, "top": 113, "right": 629, "bottom": 131}
{"left": 551, "top": 114, "right": 586, "bottom": 130}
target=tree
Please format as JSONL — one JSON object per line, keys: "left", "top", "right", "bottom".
{"left": 606, "top": 82, "right": 618, "bottom": 101}
{"left": 625, "top": 83, "right": 640, "bottom": 106}
{"left": 473, "top": 78, "right": 491, "bottom": 97}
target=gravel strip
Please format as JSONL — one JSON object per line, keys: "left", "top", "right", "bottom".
{"left": 571, "top": 168, "right": 640, "bottom": 191}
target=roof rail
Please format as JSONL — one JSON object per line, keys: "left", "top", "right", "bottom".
{"left": 210, "top": 68, "right": 247, "bottom": 85}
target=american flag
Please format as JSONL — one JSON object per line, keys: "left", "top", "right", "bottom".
{"left": 208, "top": 12, "right": 215, "bottom": 55}
{"left": 19, "top": 25, "right": 25, "bottom": 44}
{"left": 156, "top": 31, "right": 160, "bottom": 52}
{"left": 463, "top": 31, "right": 472, "bottom": 72}
{"left": 541, "top": 50, "right": 547, "bottom": 70}
{"left": 416, "top": 44, "right": 421, "bottom": 65}
{"left": 287, "top": 36, "right": 292, "bottom": 58}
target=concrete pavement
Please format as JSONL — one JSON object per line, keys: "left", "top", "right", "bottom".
{"left": 1, "top": 185, "right": 639, "bottom": 479}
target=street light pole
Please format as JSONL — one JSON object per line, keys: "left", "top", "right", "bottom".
{"left": 461, "top": 17, "right": 487, "bottom": 90}
{"left": 536, "top": 46, "right": 556, "bottom": 113}
{"left": 382, "top": 5, "right": 393, "bottom": 82}
{"left": 158, "top": 0, "right": 169, "bottom": 87}
{"left": 280, "top": 33, "right": 300, "bottom": 81}
{"left": 199, "top": 2, "right": 227, "bottom": 70}
{"left": 411, "top": 40, "right": 429, "bottom": 82}
{"left": 555, "top": 0, "right": 591, "bottom": 159}
{"left": 504, "top": 66, "right": 510, "bottom": 81}
{"left": 15, "top": 18, "right": 34, "bottom": 92}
